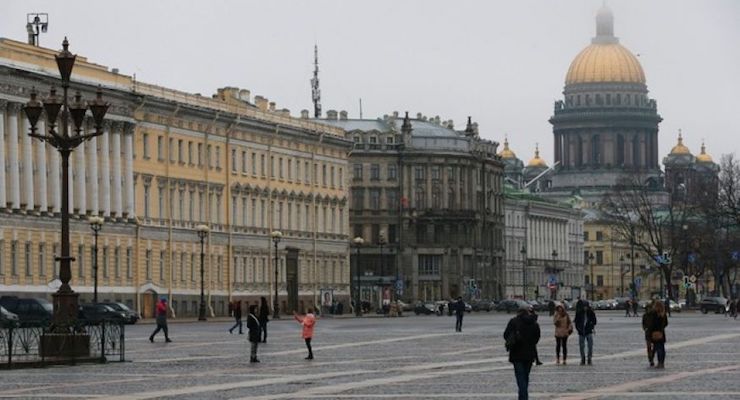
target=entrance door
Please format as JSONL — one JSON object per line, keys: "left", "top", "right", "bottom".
{"left": 142, "top": 290, "right": 157, "bottom": 318}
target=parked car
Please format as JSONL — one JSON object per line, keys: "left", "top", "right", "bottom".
{"left": 470, "top": 300, "right": 493, "bottom": 312}
{"left": 101, "top": 302, "right": 140, "bottom": 324}
{"left": 614, "top": 297, "right": 631, "bottom": 310}
{"left": 396, "top": 300, "right": 414, "bottom": 312}
{"left": 0, "top": 296, "right": 53, "bottom": 326}
{"left": 413, "top": 302, "right": 437, "bottom": 315}
{"left": 0, "top": 305, "right": 20, "bottom": 328}
{"left": 699, "top": 297, "right": 728, "bottom": 314}
{"left": 78, "top": 304, "right": 127, "bottom": 324}
{"left": 495, "top": 299, "right": 529, "bottom": 313}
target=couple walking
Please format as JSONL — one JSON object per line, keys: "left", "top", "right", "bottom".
{"left": 231, "top": 297, "right": 270, "bottom": 342}
{"left": 245, "top": 301, "right": 317, "bottom": 363}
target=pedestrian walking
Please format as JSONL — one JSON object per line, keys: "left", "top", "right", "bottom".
{"left": 548, "top": 300, "right": 556, "bottom": 316}
{"left": 529, "top": 307, "right": 544, "bottom": 366}
{"left": 246, "top": 304, "right": 261, "bottom": 363}
{"left": 574, "top": 301, "right": 597, "bottom": 365}
{"left": 632, "top": 298, "right": 639, "bottom": 317}
{"left": 258, "top": 297, "right": 270, "bottom": 343}
{"left": 642, "top": 300, "right": 655, "bottom": 367}
{"left": 646, "top": 300, "right": 669, "bottom": 369}
{"left": 454, "top": 297, "right": 465, "bottom": 332}
{"left": 229, "top": 300, "right": 243, "bottom": 334}
{"left": 625, "top": 299, "right": 632, "bottom": 317}
{"left": 149, "top": 297, "right": 172, "bottom": 343}
{"left": 553, "top": 304, "right": 573, "bottom": 365}
{"left": 504, "top": 304, "right": 541, "bottom": 400}
{"left": 294, "top": 308, "right": 316, "bottom": 360}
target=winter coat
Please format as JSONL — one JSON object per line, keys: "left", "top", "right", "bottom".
{"left": 503, "top": 313, "right": 541, "bottom": 363}
{"left": 574, "top": 308, "right": 597, "bottom": 336}
{"left": 646, "top": 311, "right": 668, "bottom": 344}
{"left": 233, "top": 304, "right": 242, "bottom": 320}
{"left": 294, "top": 313, "right": 316, "bottom": 339}
{"left": 155, "top": 301, "right": 168, "bottom": 325}
{"left": 553, "top": 312, "right": 572, "bottom": 338}
{"left": 454, "top": 300, "right": 466, "bottom": 316}
{"left": 258, "top": 304, "right": 270, "bottom": 324}
{"left": 246, "top": 313, "right": 261, "bottom": 343}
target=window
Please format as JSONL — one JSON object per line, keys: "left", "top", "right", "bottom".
{"left": 353, "top": 224, "right": 363, "bottom": 239}
{"left": 414, "top": 166, "right": 425, "bottom": 181}
{"left": 252, "top": 152, "right": 257, "bottom": 175}
{"left": 143, "top": 185, "right": 151, "bottom": 218}
{"left": 370, "top": 189, "right": 381, "bottom": 210}
{"left": 169, "top": 138, "right": 175, "bottom": 162}
{"left": 431, "top": 166, "right": 440, "bottom": 181}
{"left": 127, "top": 248, "right": 133, "bottom": 279}
{"left": 0, "top": 240, "right": 4, "bottom": 276}
{"left": 102, "top": 246, "right": 109, "bottom": 278}
{"left": 322, "top": 164, "right": 327, "bottom": 185}
{"left": 447, "top": 166, "right": 456, "bottom": 183}
{"left": 330, "top": 166, "right": 335, "bottom": 187}
{"left": 370, "top": 164, "right": 380, "bottom": 180}
{"left": 260, "top": 155, "right": 266, "bottom": 177}
{"left": 595, "top": 231, "right": 603, "bottom": 241}
{"left": 159, "top": 250, "right": 165, "bottom": 281}
{"left": 447, "top": 187, "right": 456, "bottom": 209}
{"left": 231, "top": 149, "right": 237, "bottom": 173}
{"left": 304, "top": 161, "right": 310, "bottom": 183}
{"left": 415, "top": 187, "right": 426, "bottom": 209}
{"left": 279, "top": 157, "right": 284, "bottom": 179}
{"left": 11, "top": 240, "right": 17, "bottom": 276}
{"left": 207, "top": 145, "right": 212, "bottom": 168}
{"left": 25, "top": 242, "right": 32, "bottom": 277}
{"left": 352, "top": 188, "right": 364, "bottom": 210}
{"left": 188, "top": 141, "right": 193, "bottom": 164}
{"left": 215, "top": 146, "right": 221, "bottom": 168}
{"left": 77, "top": 244, "right": 84, "bottom": 278}
{"left": 142, "top": 133, "right": 150, "bottom": 158}
{"left": 288, "top": 159, "right": 292, "bottom": 180}
{"left": 386, "top": 136, "right": 394, "bottom": 144}
{"left": 157, "top": 136, "right": 164, "bottom": 160}
{"left": 190, "top": 253, "right": 196, "bottom": 281}
{"left": 596, "top": 275, "right": 604, "bottom": 287}
{"left": 38, "top": 244, "right": 45, "bottom": 276}
{"left": 431, "top": 187, "right": 441, "bottom": 208}
{"left": 114, "top": 247, "right": 121, "bottom": 278}
{"left": 353, "top": 164, "right": 363, "bottom": 180}
{"left": 387, "top": 164, "right": 397, "bottom": 180}
{"left": 338, "top": 168, "right": 343, "bottom": 188}
{"left": 197, "top": 143, "right": 203, "bottom": 166}
{"left": 178, "top": 139, "right": 184, "bottom": 162}
{"left": 387, "top": 189, "right": 398, "bottom": 212}
{"left": 418, "top": 255, "right": 441, "bottom": 275}
{"left": 583, "top": 231, "right": 590, "bottom": 241}
{"left": 388, "top": 224, "right": 397, "bottom": 243}
{"left": 270, "top": 156, "right": 275, "bottom": 177}
{"left": 596, "top": 250, "right": 604, "bottom": 265}
{"left": 146, "top": 249, "right": 152, "bottom": 280}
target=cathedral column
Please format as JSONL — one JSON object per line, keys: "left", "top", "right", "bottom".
{"left": 49, "top": 142, "right": 61, "bottom": 214}
{"left": 0, "top": 100, "right": 7, "bottom": 208}
{"left": 21, "top": 118, "right": 35, "bottom": 211}
{"left": 75, "top": 138, "right": 87, "bottom": 214}
{"left": 35, "top": 120, "right": 48, "bottom": 212}
{"left": 100, "top": 122, "right": 111, "bottom": 217}
{"left": 87, "top": 122, "right": 99, "bottom": 215}
{"left": 124, "top": 123, "right": 135, "bottom": 218}
{"left": 111, "top": 122, "right": 123, "bottom": 218}
{"left": 7, "top": 103, "right": 21, "bottom": 210}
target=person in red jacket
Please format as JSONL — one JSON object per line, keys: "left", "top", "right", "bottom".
{"left": 149, "top": 297, "right": 171, "bottom": 343}
{"left": 294, "top": 308, "right": 316, "bottom": 360}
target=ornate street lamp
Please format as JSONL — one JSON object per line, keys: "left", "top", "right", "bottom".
{"left": 88, "top": 216, "right": 104, "bottom": 304}
{"left": 23, "top": 38, "right": 108, "bottom": 334}
{"left": 196, "top": 224, "right": 209, "bottom": 321}
{"left": 520, "top": 246, "right": 527, "bottom": 300}
{"left": 353, "top": 237, "right": 364, "bottom": 316}
{"left": 271, "top": 231, "right": 283, "bottom": 319}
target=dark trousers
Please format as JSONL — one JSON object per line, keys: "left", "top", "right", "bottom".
{"left": 646, "top": 340, "right": 654, "bottom": 365}
{"left": 455, "top": 314, "right": 463, "bottom": 331}
{"left": 513, "top": 360, "right": 533, "bottom": 400}
{"left": 305, "top": 338, "right": 313, "bottom": 358}
{"left": 230, "top": 318, "right": 242, "bottom": 334}
{"left": 654, "top": 341, "right": 666, "bottom": 364}
{"left": 556, "top": 336, "right": 568, "bottom": 359}
{"left": 150, "top": 323, "right": 169, "bottom": 340}
{"left": 250, "top": 341, "right": 259, "bottom": 360}
{"left": 260, "top": 321, "right": 268, "bottom": 342}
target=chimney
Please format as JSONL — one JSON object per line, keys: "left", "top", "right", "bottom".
{"left": 326, "top": 110, "right": 338, "bottom": 120}
{"left": 392, "top": 111, "right": 399, "bottom": 118}
{"left": 300, "top": 109, "right": 310, "bottom": 119}
{"left": 434, "top": 115, "right": 440, "bottom": 125}
{"left": 238, "top": 89, "right": 251, "bottom": 102}
{"left": 254, "top": 96, "right": 268, "bottom": 111}
{"left": 339, "top": 110, "right": 348, "bottom": 120}
{"left": 277, "top": 108, "right": 290, "bottom": 117}
{"left": 269, "top": 101, "right": 276, "bottom": 112}
{"left": 416, "top": 113, "right": 423, "bottom": 119}
{"left": 112, "top": 68, "right": 119, "bottom": 74}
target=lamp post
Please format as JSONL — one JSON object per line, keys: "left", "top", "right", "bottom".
{"left": 378, "top": 232, "right": 386, "bottom": 307}
{"left": 196, "top": 225, "right": 209, "bottom": 321}
{"left": 551, "top": 249, "right": 558, "bottom": 300}
{"left": 353, "top": 237, "right": 364, "bottom": 316}
{"left": 588, "top": 252, "right": 595, "bottom": 300}
{"left": 23, "top": 38, "right": 109, "bottom": 332}
{"left": 89, "top": 216, "right": 104, "bottom": 304}
{"left": 520, "top": 246, "right": 527, "bottom": 300}
{"left": 271, "top": 231, "right": 282, "bottom": 319}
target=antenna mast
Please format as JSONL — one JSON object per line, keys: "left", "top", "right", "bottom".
{"left": 311, "top": 44, "right": 322, "bottom": 118}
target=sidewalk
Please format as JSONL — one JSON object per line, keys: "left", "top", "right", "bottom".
{"left": 138, "top": 313, "right": 401, "bottom": 324}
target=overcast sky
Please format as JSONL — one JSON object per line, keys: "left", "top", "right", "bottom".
{"left": 3, "top": 0, "right": 739, "bottom": 163}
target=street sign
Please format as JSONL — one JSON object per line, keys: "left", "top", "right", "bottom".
{"left": 634, "top": 277, "right": 642, "bottom": 289}
{"left": 395, "top": 279, "right": 404, "bottom": 291}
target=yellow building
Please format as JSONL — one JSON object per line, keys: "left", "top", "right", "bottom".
{"left": 0, "top": 38, "right": 352, "bottom": 317}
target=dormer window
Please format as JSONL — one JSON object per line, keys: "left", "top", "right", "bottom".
{"left": 386, "top": 136, "right": 395, "bottom": 144}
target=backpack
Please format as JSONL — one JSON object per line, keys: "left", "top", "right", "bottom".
{"left": 505, "top": 319, "right": 523, "bottom": 352}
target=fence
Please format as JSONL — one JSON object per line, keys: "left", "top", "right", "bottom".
{"left": 0, "top": 320, "right": 125, "bottom": 369}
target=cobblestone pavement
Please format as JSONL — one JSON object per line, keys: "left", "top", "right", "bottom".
{"left": 1, "top": 311, "right": 739, "bottom": 399}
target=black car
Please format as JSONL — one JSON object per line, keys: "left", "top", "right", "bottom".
{"left": 0, "top": 305, "right": 20, "bottom": 328}
{"left": 101, "top": 302, "right": 140, "bottom": 324}
{"left": 699, "top": 297, "right": 728, "bottom": 314}
{"left": 413, "top": 302, "right": 437, "bottom": 315}
{"left": 0, "top": 296, "right": 53, "bottom": 326}
{"left": 78, "top": 304, "right": 127, "bottom": 323}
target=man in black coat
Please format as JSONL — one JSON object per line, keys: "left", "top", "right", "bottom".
{"left": 574, "top": 301, "right": 597, "bottom": 365}
{"left": 504, "top": 305, "right": 541, "bottom": 400}
{"left": 454, "top": 297, "right": 465, "bottom": 332}
{"left": 247, "top": 305, "right": 261, "bottom": 363}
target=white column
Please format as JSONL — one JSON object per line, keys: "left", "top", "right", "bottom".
{"left": 123, "top": 124, "right": 135, "bottom": 218}
{"left": 0, "top": 100, "right": 7, "bottom": 208}
{"left": 87, "top": 130, "right": 99, "bottom": 216}
{"left": 21, "top": 117, "right": 34, "bottom": 211}
{"left": 35, "top": 120, "right": 48, "bottom": 212}
{"left": 111, "top": 122, "right": 122, "bottom": 218}
{"left": 100, "top": 123, "right": 111, "bottom": 217}
{"left": 49, "top": 143, "right": 61, "bottom": 214}
{"left": 67, "top": 124, "right": 74, "bottom": 212}
{"left": 75, "top": 139, "right": 86, "bottom": 214}
{"left": 7, "top": 103, "right": 21, "bottom": 210}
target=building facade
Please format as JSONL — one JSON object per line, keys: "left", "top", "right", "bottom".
{"left": 0, "top": 38, "right": 352, "bottom": 317}
{"left": 321, "top": 111, "right": 505, "bottom": 304}
{"left": 503, "top": 188, "right": 584, "bottom": 301}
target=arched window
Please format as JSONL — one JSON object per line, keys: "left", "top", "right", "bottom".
{"left": 415, "top": 186, "right": 426, "bottom": 209}
{"left": 432, "top": 187, "right": 441, "bottom": 209}
{"left": 447, "top": 187, "right": 455, "bottom": 209}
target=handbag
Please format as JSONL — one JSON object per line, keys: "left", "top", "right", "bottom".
{"left": 651, "top": 330, "right": 664, "bottom": 342}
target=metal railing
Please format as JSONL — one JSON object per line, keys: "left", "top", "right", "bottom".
{"left": 0, "top": 320, "right": 125, "bottom": 369}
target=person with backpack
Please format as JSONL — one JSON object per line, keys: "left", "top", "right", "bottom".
{"left": 553, "top": 304, "right": 573, "bottom": 365}
{"left": 294, "top": 308, "right": 316, "bottom": 360}
{"left": 228, "top": 300, "right": 243, "bottom": 334}
{"left": 246, "top": 304, "right": 261, "bottom": 363}
{"left": 646, "top": 300, "right": 669, "bottom": 369}
{"left": 454, "top": 297, "right": 465, "bottom": 332}
{"left": 504, "top": 304, "right": 541, "bottom": 400}
{"left": 149, "top": 297, "right": 171, "bottom": 343}
{"left": 574, "top": 301, "right": 597, "bottom": 365}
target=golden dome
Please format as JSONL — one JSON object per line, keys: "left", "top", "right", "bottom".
{"left": 498, "top": 137, "right": 517, "bottom": 159}
{"left": 696, "top": 142, "right": 713, "bottom": 163}
{"left": 527, "top": 145, "right": 548, "bottom": 168}
{"left": 565, "top": 6, "right": 646, "bottom": 85}
{"left": 670, "top": 131, "right": 692, "bottom": 155}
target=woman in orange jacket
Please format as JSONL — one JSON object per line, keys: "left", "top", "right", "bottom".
{"left": 294, "top": 308, "right": 316, "bottom": 360}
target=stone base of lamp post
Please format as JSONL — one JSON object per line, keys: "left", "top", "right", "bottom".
{"left": 41, "top": 291, "right": 90, "bottom": 358}
{"left": 198, "top": 302, "right": 207, "bottom": 321}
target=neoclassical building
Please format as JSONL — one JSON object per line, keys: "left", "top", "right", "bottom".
{"left": 321, "top": 111, "right": 505, "bottom": 304}
{"left": 0, "top": 38, "right": 352, "bottom": 317}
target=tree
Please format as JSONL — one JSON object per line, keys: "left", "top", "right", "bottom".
{"left": 601, "top": 173, "right": 691, "bottom": 302}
